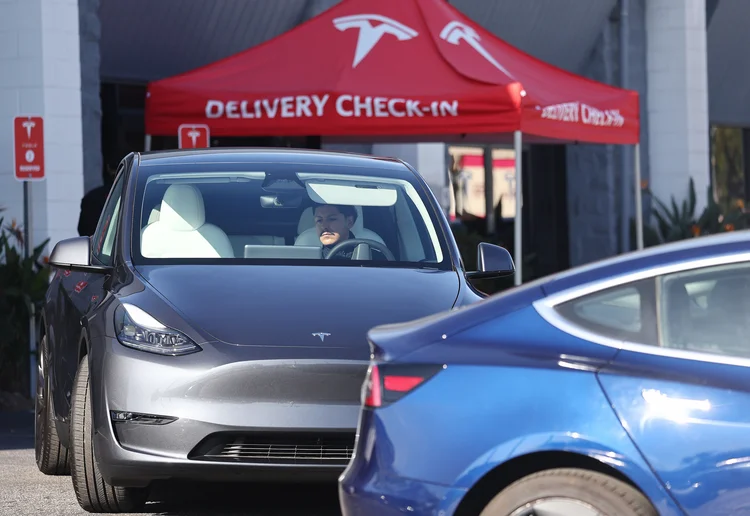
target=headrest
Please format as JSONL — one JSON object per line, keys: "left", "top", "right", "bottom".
{"left": 298, "top": 207, "right": 314, "bottom": 234}
{"left": 298, "top": 205, "right": 364, "bottom": 234}
{"left": 148, "top": 207, "right": 160, "bottom": 225}
{"left": 159, "top": 184, "right": 205, "bottom": 230}
{"left": 710, "top": 277, "right": 750, "bottom": 311}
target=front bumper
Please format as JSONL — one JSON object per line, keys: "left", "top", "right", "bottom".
{"left": 90, "top": 337, "right": 366, "bottom": 487}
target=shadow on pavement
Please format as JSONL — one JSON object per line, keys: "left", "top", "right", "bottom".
{"left": 143, "top": 481, "right": 341, "bottom": 515}
{"left": 0, "top": 410, "right": 34, "bottom": 450}
{"left": 1, "top": 410, "right": 343, "bottom": 515}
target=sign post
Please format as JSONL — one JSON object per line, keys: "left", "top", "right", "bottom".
{"left": 178, "top": 124, "right": 210, "bottom": 149}
{"left": 13, "top": 115, "right": 45, "bottom": 399}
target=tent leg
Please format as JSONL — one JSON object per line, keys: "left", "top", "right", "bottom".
{"left": 144, "top": 134, "right": 152, "bottom": 152}
{"left": 483, "top": 145, "right": 495, "bottom": 235}
{"left": 514, "top": 130, "right": 523, "bottom": 286}
{"left": 634, "top": 143, "right": 644, "bottom": 250}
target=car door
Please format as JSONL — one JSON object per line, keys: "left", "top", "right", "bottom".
{"left": 568, "top": 259, "right": 750, "bottom": 516}
{"left": 52, "top": 167, "right": 126, "bottom": 419}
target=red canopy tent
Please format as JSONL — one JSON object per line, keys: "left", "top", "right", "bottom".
{"left": 144, "top": 0, "right": 644, "bottom": 284}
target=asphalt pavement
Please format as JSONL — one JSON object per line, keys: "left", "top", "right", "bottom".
{"left": 0, "top": 411, "right": 343, "bottom": 516}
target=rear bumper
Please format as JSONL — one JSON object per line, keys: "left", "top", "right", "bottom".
{"left": 337, "top": 408, "right": 467, "bottom": 516}
{"left": 338, "top": 477, "right": 466, "bottom": 516}
{"left": 90, "top": 337, "right": 366, "bottom": 487}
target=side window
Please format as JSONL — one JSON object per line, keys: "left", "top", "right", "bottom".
{"left": 555, "top": 278, "right": 657, "bottom": 345}
{"left": 92, "top": 169, "right": 125, "bottom": 266}
{"left": 658, "top": 262, "right": 750, "bottom": 359}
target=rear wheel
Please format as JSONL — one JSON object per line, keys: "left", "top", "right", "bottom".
{"left": 479, "top": 468, "right": 657, "bottom": 516}
{"left": 70, "top": 357, "right": 150, "bottom": 513}
{"left": 34, "top": 334, "right": 70, "bottom": 475}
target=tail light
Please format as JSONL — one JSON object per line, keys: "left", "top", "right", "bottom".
{"left": 363, "top": 363, "right": 445, "bottom": 408}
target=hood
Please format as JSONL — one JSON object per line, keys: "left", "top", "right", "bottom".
{"left": 134, "top": 264, "right": 460, "bottom": 359}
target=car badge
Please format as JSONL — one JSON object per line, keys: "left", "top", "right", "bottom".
{"left": 312, "top": 332, "right": 331, "bottom": 342}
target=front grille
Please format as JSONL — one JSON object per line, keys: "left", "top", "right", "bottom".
{"left": 189, "top": 432, "right": 355, "bottom": 466}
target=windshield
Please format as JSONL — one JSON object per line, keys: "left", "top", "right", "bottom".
{"left": 131, "top": 161, "right": 451, "bottom": 269}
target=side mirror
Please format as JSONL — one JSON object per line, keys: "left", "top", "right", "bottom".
{"left": 466, "top": 242, "right": 515, "bottom": 280}
{"left": 48, "top": 236, "right": 111, "bottom": 273}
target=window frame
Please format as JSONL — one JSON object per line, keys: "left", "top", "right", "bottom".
{"left": 128, "top": 162, "right": 454, "bottom": 269}
{"left": 91, "top": 165, "right": 126, "bottom": 267}
{"left": 532, "top": 250, "right": 750, "bottom": 368}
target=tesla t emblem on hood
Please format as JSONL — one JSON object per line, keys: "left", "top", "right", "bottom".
{"left": 333, "top": 14, "right": 418, "bottom": 68}
{"left": 312, "top": 332, "right": 331, "bottom": 342}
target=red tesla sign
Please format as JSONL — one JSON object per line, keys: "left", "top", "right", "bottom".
{"left": 178, "top": 124, "right": 210, "bottom": 149}
{"left": 13, "top": 115, "right": 45, "bottom": 181}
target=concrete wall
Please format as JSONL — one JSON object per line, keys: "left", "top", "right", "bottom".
{"left": 78, "top": 0, "right": 103, "bottom": 194}
{"left": 0, "top": 0, "right": 85, "bottom": 254}
{"left": 566, "top": 0, "right": 650, "bottom": 266}
{"left": 645, "top": 0, "right": 710, "bottom": 215}
{"left": 566, "top": 0, "right": 710, "bottom": 268}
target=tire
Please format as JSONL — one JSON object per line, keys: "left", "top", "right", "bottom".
{"left": 69, "top": 357, "right": 150, "bottom": 513}
{"left": 479, "top": 468, "right": 658, "bottom": 516}
{"left": 34, "top": 334, "right": 70, "bottom": 475}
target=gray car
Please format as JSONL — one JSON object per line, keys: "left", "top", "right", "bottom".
{"left": 35, "top": 148, "right": 514, "bottom": 513}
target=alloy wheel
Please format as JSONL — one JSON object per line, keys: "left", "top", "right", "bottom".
{"left": 510, "top": 497, "right": 602, "bottom": 516}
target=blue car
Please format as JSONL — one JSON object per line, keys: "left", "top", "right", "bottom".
{"left": 339, "top": 230, "right": 750, "bottom": 516}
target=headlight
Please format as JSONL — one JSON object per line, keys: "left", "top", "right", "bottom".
{"left": 114, "top": 303, "right": 201, "bottom": 356}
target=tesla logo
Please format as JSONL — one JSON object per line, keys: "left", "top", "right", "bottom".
{"left": 187, "top": 129, "right": 201, "bottom": 146}
{"left": 440, "top": 21, "right": 513, "bottom": 78}
{"left": 22, "top": 120, "right": 35, "bottom": 138}
{"left": 333, "top": 14, "right": 418, "bottom": 68}
{"left": 312, "top": 332, "right": 331, "bottom": 342}
{"left": 178, "top": 124, "right": 210, "bottom": 149}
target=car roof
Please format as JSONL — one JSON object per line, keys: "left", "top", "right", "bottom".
{"left": 136, "top": 147, "right": 411, "bottom": 172}
{"left": 540, "top": 229, "right": 750, "bottom": 295}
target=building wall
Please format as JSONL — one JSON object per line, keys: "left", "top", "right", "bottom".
{"left": 79, "top": 0, "right": 103, "bottom": 194}
{"left": 0, "top": 0, "right": 85, "bottom": 254}
{"left": 645, "top": 0, "right": 710, "bottom": 215}
{"left": 566, "top": 0, "right": 710, "bottom": 268}
{"left": 566, "top": 0, "right": 651, "bottom": 266}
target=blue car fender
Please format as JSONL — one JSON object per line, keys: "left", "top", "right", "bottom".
{"left": 448, "top": 429, "right": 686, "bottom": 516}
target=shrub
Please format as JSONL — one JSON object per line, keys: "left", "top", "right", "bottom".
{"left": 0, "top": 207, "right": 50, "bottom": 395}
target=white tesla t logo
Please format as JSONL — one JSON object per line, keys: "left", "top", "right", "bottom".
{"left": 439, "top": 21, "right": 513, "bottom": 78}
{"left": 312, "top": 332, "right": 331, "bottom": 342}
{"left": 187, "top": 129, "right": 201, "bottom": 146}
{"left": 22, "top": 120, "right": 35, "bottom": 138}
{"left": 333, "top": 14, "right": 418, "bottom": 68}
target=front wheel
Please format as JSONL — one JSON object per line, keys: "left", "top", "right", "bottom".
{"left": 480, "top": 468, "right": 657, "bottom": 516}
{"left": 69, "top": 356, "right": 150, "bottom": 513}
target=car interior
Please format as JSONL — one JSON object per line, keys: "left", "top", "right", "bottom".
{"left": 138, "top": 176, "right": 443, "bottom": 264}
{"left": 661, "top": 267, "right": 750, "bottom": 358}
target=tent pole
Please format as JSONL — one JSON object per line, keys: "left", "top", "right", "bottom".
{"left": 634, "top": 143, "right": 644, "bottom": 250}
{"left": 513, "top": 130, "right": 523, "bottom": 286}
{"left": 483, "top": 145, "right": 495, "bottom": 235}
{"left": 144, "top": 134, "right": 152, "bottom": 152}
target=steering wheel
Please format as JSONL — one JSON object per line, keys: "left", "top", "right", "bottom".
{"left": 325, "top": 238, "right": 396, "bottom": 261}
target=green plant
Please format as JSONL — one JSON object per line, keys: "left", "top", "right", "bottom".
{"left": 0, "top": 207, "right": 50, "bottom": 395}
{"left": 631, "top": 178, "right": 748, "bottom": 248}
